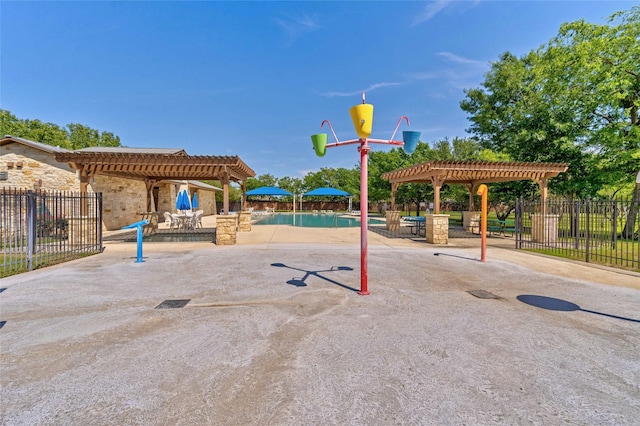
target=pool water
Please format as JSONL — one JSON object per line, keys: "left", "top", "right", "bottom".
{"left": 253, "top": 213, "right": 385, "bottom": 228}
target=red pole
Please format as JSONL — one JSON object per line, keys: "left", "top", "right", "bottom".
{"left": 358, "top": 140, "right": 370, "bottom": 295}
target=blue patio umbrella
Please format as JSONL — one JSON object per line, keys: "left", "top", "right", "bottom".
{"left": 176, "top": 190, "right": 191, "bottom": 211}
{"left": 192, "top": 192, "right": 199, "bottom": 210}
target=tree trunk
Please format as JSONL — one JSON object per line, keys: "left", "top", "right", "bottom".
{"left": 621, "top": 181, "right": 640, "bottom": 237}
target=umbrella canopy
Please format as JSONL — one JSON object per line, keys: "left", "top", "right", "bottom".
{"left": 246, "top": 186, "right": 292, "bottom": 196}
{"left": 176, "top": 190, "right": 191, "bottom": 211}
{"left": 302, "top": 187, "right": 351, "bottom": 197}
{"left": 192, "top": 192, "right": 199, "bottom": 209}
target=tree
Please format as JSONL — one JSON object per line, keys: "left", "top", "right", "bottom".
{"left": 276, "top": 176, "right": 304, "bottom": 196}
{"left": 246, "top": 174, "right": 278, "bottom": 191}
{"left": 542, "top": 7, "right": 639, "bottom": 187}
{"left": 302, "top": 167, "right": 358, "bottom": 196}
{"left": 67, "top": 123, "right": 100, "bottom": 150}
{"left": 460, "top": 6, "right": 640, "bottom": 199}
{"left": 1, "top": 109, "right": 122, "bottom": 150}
{"left": 1, "top": 109, "right": 71, "bottom": 148}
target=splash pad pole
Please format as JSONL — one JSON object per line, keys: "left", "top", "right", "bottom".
{"left": 311, "top": 93, "right": 420, "bottom": 295}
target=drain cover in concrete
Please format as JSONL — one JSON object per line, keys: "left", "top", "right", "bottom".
{"left": 155, "top": 299, "right": 191, "bottom": 309}
{"left": 467, "top": 290, "right": 500, "bottom": 299}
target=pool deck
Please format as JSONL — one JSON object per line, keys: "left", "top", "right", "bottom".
{"left": 1, "top": 215, "right": 639, "bottom": 424}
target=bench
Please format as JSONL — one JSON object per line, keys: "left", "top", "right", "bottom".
{"left": 487, "top": 219, "right": 517, "bottom": 237}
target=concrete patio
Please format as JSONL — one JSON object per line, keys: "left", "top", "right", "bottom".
{"left": 1, "top": 223, "right": 639, "bottom": 425}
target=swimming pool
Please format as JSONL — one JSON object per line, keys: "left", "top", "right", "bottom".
{"left": 253, "top": 213, "right": 385, "bottom": 228}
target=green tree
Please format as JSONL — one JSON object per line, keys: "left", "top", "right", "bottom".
{"left": 1, "top": 109, "right": 70, "bottom": 148}
{"left": 302, "top": 167, "right": 358, "bottom": 196}
{"left": 461, "top": 6, "right": 639, "bottom": 199}
{"left": 1, "top": 109, "right": 122, "bottom": 150}
{"left": 540, "top": 7, "right": 639, "bottom": 192}
{"left": 246, "top": 174, "right": 278, "bottom": 191}
{"left": 277, "top": 176, "right": 304, "bottom": 196}
{"left": 67, "top": 123, "right": 100, "bottom": 149}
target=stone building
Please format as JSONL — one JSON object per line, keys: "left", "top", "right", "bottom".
{"left": 1, "top": 135, "right": 223, "bottom": 230}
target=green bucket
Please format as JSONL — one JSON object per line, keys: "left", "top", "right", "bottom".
{"left": 311, "top": 133, "right": 327, "bottom": 157}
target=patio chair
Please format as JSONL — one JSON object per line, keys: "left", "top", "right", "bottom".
{"left": 194, "top": 210, "right": 204, "bottom": 228}
{"left": 164, "top": 212, "right": 178, "bottom": 229}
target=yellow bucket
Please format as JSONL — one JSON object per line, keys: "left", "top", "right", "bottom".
{"left": 349, "top": 103, "right": 374, "bottom": 138}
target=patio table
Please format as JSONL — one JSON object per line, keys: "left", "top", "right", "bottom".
{"left": 173, "top": 213, "right": 194, "bottom": 230}
{"left": 403, "top": 216, "right": 426, "bottom": 236}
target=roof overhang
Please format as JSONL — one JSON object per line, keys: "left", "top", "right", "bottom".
{"left": 55, "top": 151, "right": 255, "bottom": 183}
{"left": 382, "top": 161, "right": 569, "bottom": 185}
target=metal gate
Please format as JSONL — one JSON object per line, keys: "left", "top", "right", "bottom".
{"left": 1, "top": 189, "right": 103, "bottom": 277}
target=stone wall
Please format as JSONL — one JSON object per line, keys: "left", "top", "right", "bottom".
{"left": 92, "top": 175, "right": 148, "bottom": 230}
{"left": 1, "top": 144, "right": 78, "bottom": 191}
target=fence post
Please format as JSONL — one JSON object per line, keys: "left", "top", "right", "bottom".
{"left": 585, "top": 196, "right": 590, "bottom": 263}
{"left": 574, "top": 200, "right": 580, "bottom": 250}
{"left": 98, "top": 192, "right": 103, "bottom": 250}
{"left": 515, "top": 198, "right": 522, "bottom": 249}
{"left": 612, "top": 199, "right": 618, "bottom": 250}
{"left": 26, "top": 190, "right": 36, "bottom": 271}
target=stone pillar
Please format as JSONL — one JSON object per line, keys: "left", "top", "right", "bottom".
{"left": 531, "top": 214, "right": 559, "bottom": 245}
{"left": 215, "top": 215, "right": 237, "bottom": 245}
{"left": 425, "top": 214, "right": 449, "bottom": 244}
{"left": 385, "top": 210, "right": 401, "bottom": 232}
{"left": 463, "top": 211, "right": 481, "bottom": 233}
{"left": 138, "top": 212, "right": 158, "bottom": 235}
{"left": 67, "top": 217, "right": 99, "bottom": 247}
{"left": 238, "top": 211, "right": 252, "bottom": 232}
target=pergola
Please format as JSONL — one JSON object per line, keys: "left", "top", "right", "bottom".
{"left": 55, "top": 148, "right": 255, "bottom": 215}
{"left": 381, "top": 160, "right": 568, "bottom": 214}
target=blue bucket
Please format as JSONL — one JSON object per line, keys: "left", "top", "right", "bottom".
{"left": 402, "top": 131, "right": 421, "bottom": 154}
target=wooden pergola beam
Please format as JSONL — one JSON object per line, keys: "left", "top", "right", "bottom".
{"left": 56, "top": 151, "right": 256, "bottom": 214}
{"left": 383, "top": 160, "right": 568, "bottom": 214}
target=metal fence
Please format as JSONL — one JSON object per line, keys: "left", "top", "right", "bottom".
{"left": 515, "top": 196, "right": 639, "bottom": 271}
{"left": 1, "top": 189, "right": 103, "bottom": 277}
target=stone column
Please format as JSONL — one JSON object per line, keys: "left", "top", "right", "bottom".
{"left": 238, "top": 211, "right": 252, "bottom": 232}
{"left": 531, "top": 214, "right": 559, "bottom": 245}
{"left": 67, "top": 217, "right": 99, "bottom": 247}
{"left": 463, "top": 211, "right": 481, "bottom": 233}
{"left": 425, "top": 214, "right": 449, "bottom": 244}
{"left": 215, "top": 215, "right": 237, "bottom": 245}
{"left": 385, "top": 210, "right": 401, "bottom": 232}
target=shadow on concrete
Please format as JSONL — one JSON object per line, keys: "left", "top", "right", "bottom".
{"left": 271, "top": 263, "right": 358, "bottom": 292}
{"left": 517, "top": 294, "right": 640, "bottom": 323}
{"left": 433, "top": 252, "right": 479, "bottom": 262}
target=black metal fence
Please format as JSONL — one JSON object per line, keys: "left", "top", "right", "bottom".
{"left": 515, "top": 196, "right": 639, "bottom": 271}
{"left": 1, "top": 189, "right": 103, "bottom": 277}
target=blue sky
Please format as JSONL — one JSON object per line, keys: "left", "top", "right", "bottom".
{"left": 1, "top": 1, "right": 634, "bottom": 179}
